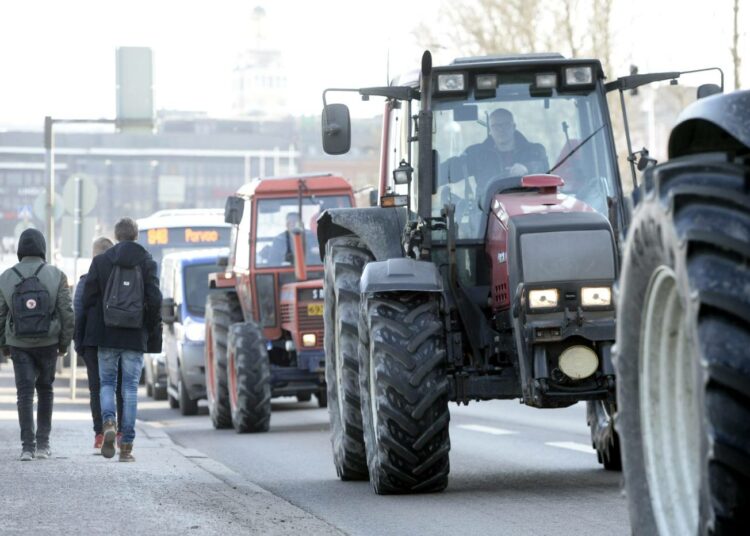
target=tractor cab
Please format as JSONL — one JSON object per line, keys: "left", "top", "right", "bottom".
{"left": 213, "top": 173, "right": 353, "bottom": 351}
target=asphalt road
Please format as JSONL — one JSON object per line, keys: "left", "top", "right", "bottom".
{"left": 138, "top": 394, "right": 630, "bottom": 536}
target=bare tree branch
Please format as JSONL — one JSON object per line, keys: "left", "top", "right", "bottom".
{"left": 732, "top": 0, "right": 742, "bottom": 89}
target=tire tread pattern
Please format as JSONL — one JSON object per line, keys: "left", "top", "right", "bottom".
{"left": 359, "top": 292, "right": 450, "bottom": 494}
{"left": 324, "top": 237, "right": 373, "bottom": 480}
{"left": 228, "top": 321, "right": 271, "bottom": 433}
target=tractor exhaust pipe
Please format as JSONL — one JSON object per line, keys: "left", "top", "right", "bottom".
{"left": 417, "top": 50, "right": 434, "bottom": 225}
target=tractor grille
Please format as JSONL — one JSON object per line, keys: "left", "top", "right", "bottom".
{"left": 494, "top": 282, "right": 509, "bottom": 307}
{"left": 297, "top": 304, "right": 324, "bottom": 349}
{"left": 280, "top": 303, "right": 294, "bottom": 324}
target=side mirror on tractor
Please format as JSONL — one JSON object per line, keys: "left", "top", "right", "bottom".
{"left": 224, "top": 196, "right": 244, "bottom": 225}
{"left": 321, "top": 103, "right": 351, "bottom": 155}
{"left": 697, "top": 83, "right": 722, "bottom": 99}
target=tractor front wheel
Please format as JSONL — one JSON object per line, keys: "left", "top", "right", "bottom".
{"left": 227, "top": 321, "right": 271, "bottom": 433}
{"left": 359, "top": 292, "right": 450, "bottom": 494}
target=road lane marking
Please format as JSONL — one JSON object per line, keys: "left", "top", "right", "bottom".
{"left": 458, "top": 424, "right": 518, "bottom": 435}
{"left": 546, "top": 441, "right": 595, "bottom": 454}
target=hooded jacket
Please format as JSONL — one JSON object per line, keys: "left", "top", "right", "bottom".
{"left": 0, "top": 229, "right": 74, "bottom": 350}
{"left": 81, "top": 240, "right": 162, "bottom": 353}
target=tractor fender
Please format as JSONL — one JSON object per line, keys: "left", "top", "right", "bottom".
{"left": 360, "top": 258, "right": 443, "bottom": 294}
{"left": 316, "top": 207, "right": 409, "bottom": 262}
{"left": 668, "top": 89, "right": 750, "bottom": 158}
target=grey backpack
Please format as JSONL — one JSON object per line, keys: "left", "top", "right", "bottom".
{"left": 103, "top": 264, "right": 144, "bottom": 328}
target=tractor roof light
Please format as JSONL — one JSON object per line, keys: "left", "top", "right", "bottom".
{"left": 564, "top": 66, "right": 594, "bottom": 87}
{"left": 437, "top": 73, "right": 466, "bottom": 92}
{"left": 535, "top": 73, "right": 557, "bottom": 89}
{"left": 476, "top": 74, "right": 498, "bottom": 91}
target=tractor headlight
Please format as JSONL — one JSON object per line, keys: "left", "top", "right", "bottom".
{"left": 184, "top": 319, "right": 205, "bottom": 342}
{"left": 302, "top": 333, "right": 317, "bottom": 347}
{"left": 437, "top": 73, "right": 466, "bottom": 92}
{"left": 528, "top": 289, "right": 559, "bottom": 310}
{"left": 564, "top": 66, "right": 594, "bottom": 86}
{"left": 581, "top": 286, "right": 612, "bottom": 307}
{"left": 559, "top": 345, "right": 599, "bottom": 380}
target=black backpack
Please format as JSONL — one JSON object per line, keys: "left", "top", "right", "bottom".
{"left": 103, "top": 264, "right": 144, "bottom": 329}
{"left": 11, "top": 264, "right": 52, "bottom": 337}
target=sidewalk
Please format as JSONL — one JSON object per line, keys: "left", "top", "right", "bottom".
{"left": 0, "top": 363, "right": 343, "bottom": 536}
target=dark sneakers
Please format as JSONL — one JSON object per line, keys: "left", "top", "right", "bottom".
{"left": 119, "top": 443, "right": 135, "bottom": 462}
{"left": 101, "top": 420, "right": 116, "bottom": 459}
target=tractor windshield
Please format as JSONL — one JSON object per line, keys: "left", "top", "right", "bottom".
{"left": 255, "top": 195, "right": 351, "bottom": 267}
{"left": 432, "top": 73, "right": 618, "bottom": 239}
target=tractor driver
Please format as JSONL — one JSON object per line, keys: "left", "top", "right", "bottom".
{"left": 463, "top": 108, "right": 549, "bottom": 183}
{"left": 265, "top": 212, "right": 318, "bottom": 266}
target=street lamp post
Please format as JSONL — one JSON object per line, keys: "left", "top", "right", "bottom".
{"left": 43, "top": 117, "right": 117, "bottom": 264}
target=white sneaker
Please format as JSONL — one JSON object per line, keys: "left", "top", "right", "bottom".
{"left": 36, "top": 447, "right": 51, "bottom": 460}
{"left": 20, "top": 450, "right": 34, "bottom": 461}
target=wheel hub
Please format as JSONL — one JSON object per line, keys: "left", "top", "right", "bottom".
{"left": 639, "top": 265, "right": 700, "bottom": 535}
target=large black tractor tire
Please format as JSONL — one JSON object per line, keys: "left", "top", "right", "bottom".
{"left": 205, "top": 292, "right": 242, "bottom": 430}
{"left": 616, "top": 152, "right": 750, "bottom": 535}
{"left": 324, "top": 236, "right": 373, "bottom": 481}
{"left": 227, "top": 321, "right": 271, "bottom": 433}
{"left": 359, "top": 292, "right": 450, "bottom": 494}
{"left": 179, "top": 370, "right": 199, "bottom": 416}
{"left": 586, "top": 400, "right": 621, "bottom": 471}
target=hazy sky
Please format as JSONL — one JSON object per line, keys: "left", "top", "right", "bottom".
{"left": 0, "top": 0, "right": 746, "bottom": 129}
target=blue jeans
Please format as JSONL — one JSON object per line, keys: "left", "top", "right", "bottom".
{"left": 99, "top": 347, "right": 143, "bottom": 444}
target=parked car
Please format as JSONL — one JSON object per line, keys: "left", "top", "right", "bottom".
{"left": 160, "top": 248, "right": 227, "bottom": 415}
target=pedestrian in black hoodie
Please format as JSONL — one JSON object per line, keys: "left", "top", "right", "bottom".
{"left": 0, "top": 228, "right": 74, "bottom": 461}
{"left": 81, "top": 218, "right": 162, "bottom": 461}
{"left": 74, "top": 236, "right": 124, "bottom": 450}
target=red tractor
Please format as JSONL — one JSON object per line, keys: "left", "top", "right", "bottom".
{"left": 205, "top": 173, "right": 354, "bottom": 432}
{"left": 317, "top": 51, "right": 725, "bottom": 494}
{"left": 318, "top": 52, "right": 626, "bottom": 492}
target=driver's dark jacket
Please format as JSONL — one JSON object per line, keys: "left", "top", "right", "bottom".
{"left": 265, "top": 230, "right": 319, "bottom": 266}
{"left": 462, "top": 131, "right": 549, "bottom": 182}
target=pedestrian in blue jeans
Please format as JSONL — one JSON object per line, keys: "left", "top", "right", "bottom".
{"left": 74, "top": 236, "right": 125, "bottom": 450}
{"left": 81, "top": 218, "right": 162, "bottom": 462}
